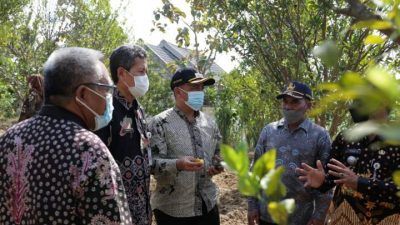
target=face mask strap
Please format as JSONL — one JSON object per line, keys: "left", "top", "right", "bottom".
{"left": 75, "top": 97, "right": 100, "bottom": 117}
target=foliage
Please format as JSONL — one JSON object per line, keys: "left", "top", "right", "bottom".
{"left": 152, "top": 0, "right": 221, "bottom": 76}
{"left": 0, "top": 0, "right": 128, "bottom": 118}
{"left": 155, "top": 0, "right": 400, "bottom": 139}
{"left": 139, "top": 48, "right": 174, "bottom": 117}
{"left": 215, "top": 69, "right": 280, "bottom": 146}
{"left": 314, "top": 0, "right": 400, "bottom": 190}
{"left": 221, "top": 143, "right": 295, "bottom": 225}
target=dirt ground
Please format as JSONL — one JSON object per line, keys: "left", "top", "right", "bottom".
{"left": 150, "top": 171, "right": 247, "bottom": 225}
{"left": 213, "top": 171, "right": 248, "bottom": 225}
{"left": 1, "top": 118, "right": 248, "bottom": 225}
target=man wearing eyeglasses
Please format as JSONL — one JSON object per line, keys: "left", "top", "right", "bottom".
{"left": 0, "top": 47, "right": 132, "bottom": 224}
{"left": 95, "top": 45, "right": 152, "bottom": 225}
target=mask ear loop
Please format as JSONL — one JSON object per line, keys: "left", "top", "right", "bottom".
{"left": 75, "top": 86, "right": 107, "bottom": 117}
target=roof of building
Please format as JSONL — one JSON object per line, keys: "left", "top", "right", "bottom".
{"left": 146, "top": 40, "right": 225, "bottom": 75}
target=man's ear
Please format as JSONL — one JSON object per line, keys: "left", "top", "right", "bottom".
{"left": 306, "top": 99, "right": 313, "bottom": 109}
{"left": 117, "top": 66, "right": 126, "bottom": 80}
{"left": 75, "top": 85, "right": 87, "bottom": 101}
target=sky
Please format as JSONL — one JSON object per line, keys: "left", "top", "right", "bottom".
{"left": 110, "top": 0, "right": 238, "bottom": 72}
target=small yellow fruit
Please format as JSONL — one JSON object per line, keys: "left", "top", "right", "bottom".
{"left": 193, "top": 158, "right": 204, "bottom": 164}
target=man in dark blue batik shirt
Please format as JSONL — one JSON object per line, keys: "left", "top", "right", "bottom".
{"left": 248, "top": 81, "right": 332, "bottom": 225}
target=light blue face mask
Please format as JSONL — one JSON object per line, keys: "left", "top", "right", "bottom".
{"left": 76, "top": 88, "right": 114, "bottom": 131}
{"left": 179, "top": 88, "right": 205, "bottom": 111}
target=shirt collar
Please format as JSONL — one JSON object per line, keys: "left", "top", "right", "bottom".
{"left": 38, "top": 104, "right": 87, "bottom": 129}
{"left": 173, "top": 106, "right": 200, "bottom": 123}
{"left": 277, "top": 118, "right": 311, "bottom": 133}
{"left": 114, "top": 89, "right": 138, "bottom": 110}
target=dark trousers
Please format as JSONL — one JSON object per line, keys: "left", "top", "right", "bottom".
{"left": 154, "top": 201, "right": 220, "bottom": 225}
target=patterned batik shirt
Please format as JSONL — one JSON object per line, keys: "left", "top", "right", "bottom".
{"left": 248, "top": 118, "right": 332, "bottom": 225}
{"left": 96, "top": 91, "right": 151, "bottom": 225}
{"left": 319, "top": 132, "right": 400, "bottom": 225}
{"left": 149, "top": 107, "right": 222, "bottom": 218}
{"left": 0, "top": 105, "right": 132, "bottom": 225}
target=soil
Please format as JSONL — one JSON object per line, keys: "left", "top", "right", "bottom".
{"left": 213, "top": 171, "right": 248, "bottom": 225}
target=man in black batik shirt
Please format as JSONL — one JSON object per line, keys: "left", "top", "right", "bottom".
{"left": 96, "top": 45, "right": 152, "bottom": 225}
{"left": 297, "top": 105, "right": 400, "bottom": 225}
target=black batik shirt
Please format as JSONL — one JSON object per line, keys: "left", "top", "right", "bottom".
{"left": 0, "top": 105, "right": 132, "bottom": 225}
{"left": 96, "top": 91, "right": 151, "bottom": 225}
{"left": 320, "top": 132, "right": 400, "bottom": 224}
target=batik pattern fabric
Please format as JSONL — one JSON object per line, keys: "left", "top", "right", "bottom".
{"left": 96, "top": 91, "right": 151, "bottom": 225}
{"left": 149, "top": 107, "right": 222, "bottom": 218}
{"left": 320, "top": 132, "right": 400, "bottom": 225}
{"left": 0, "top": 105, "right": 132, "bottom": 225}
{"left": 248, "top": 118, "right": 332, "bottom": 225}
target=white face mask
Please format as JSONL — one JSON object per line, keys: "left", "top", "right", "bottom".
{"left": 124, "top": 70, "right": 149, "bottom": 97}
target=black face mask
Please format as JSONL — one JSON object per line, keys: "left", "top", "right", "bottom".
{"left": 349, "top": 107, "right": 369, "bottom": 123}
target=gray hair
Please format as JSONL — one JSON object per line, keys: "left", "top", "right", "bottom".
{"left": 43, "top": 47, "right": 104, "bottom": 102}
{"left": 109, "top": 45, "right": 147, "bottom": 83}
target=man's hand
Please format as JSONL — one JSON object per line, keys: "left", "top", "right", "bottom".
{"left": 176, "top": 156, "right": 204, "bottom": 171}
{"left": 208, "top": 155, "right": 224, "bottom": 176}
{"left": 247, "top": 209, "right": 260, "bottom": 225}
{"left": 296, "top": 160, "right": 326, "bottom": 188}
{"left": 207, "top": 166, "right": 224, "bottom": 176}
{"left": 327, "top": 158, "right": 358, "bottom": 190}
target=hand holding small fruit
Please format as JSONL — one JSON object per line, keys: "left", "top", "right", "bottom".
{"left": 176, "top": 156, "right": 204, "bottom": 171}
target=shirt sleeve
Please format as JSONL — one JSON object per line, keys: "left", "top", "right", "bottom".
{"left": 248, "top": 126, "right": 268, "bottom": 214}
{"left": 76, "top": 144, "right": 132, "bottom": 224}
{"left": 149, "top": 117, "right": 178, "bottom": 177}
{"left": 318, "top": 132, "right": 346, "bottom": 193}
{"left": 310, "top": 130, "right": 333, "bottom": 221}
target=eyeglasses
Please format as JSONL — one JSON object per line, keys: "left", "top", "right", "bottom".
{"left": 80, "top": 82, "right": 116, "bottom": 95}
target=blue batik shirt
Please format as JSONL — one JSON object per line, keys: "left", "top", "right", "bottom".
{"left": 248, "top": 118, "right": 332, "bottom": 225}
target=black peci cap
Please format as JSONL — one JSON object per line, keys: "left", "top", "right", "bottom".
{"left": 170, "top": 68, "right": 215, "bottom": 90}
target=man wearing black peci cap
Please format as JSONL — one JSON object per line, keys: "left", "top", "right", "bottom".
{"left": 248, "top": 81, "right": 332, "bottom": 225}
{"left": 149, "top": 68, "right": 223, "bottom": 225}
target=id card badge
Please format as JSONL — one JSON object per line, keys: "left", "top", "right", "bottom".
{"left": 147, "top": 147, "right": 153, "bottom": 166}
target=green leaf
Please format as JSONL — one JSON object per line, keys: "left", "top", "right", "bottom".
{"left": 364, "top": 35, "right": 385, "bottom": 45}
{"left": 344, "top": 121, "right": 381, "bottom": 141}
{"left": 352, "top": 20, "right": 393, "bottom": 30}
{"left": 253, "top": 149, "right": 276, "bottom": 178}
{"left": 339, "top": 72, "right": 365, "bottom": 87}
{"left": 238, "top": 173, "right": 261, "bottom": 196}
{"left": 312, "top": 40, "right": 339, "bottom": 67}
{"left": 365, "top": 66, "right": 399, "bottom": 101}
{"left": 268, "top": 199, "right": 295, "bottom": 225}
{"left": 393, "top": 170, "right": 400, "bottom": 186}
{"left": 261, "top": 166, "right": 287, "bottom": 201}
{"left": 221, "top": 144, "right": 249, "bottom": 175}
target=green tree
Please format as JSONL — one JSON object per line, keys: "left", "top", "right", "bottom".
{"left": 0, "top": 0, "right": 128, "bottom": 117}
{"left": 155, "top": 0, "right": 400, "bottom": 138}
